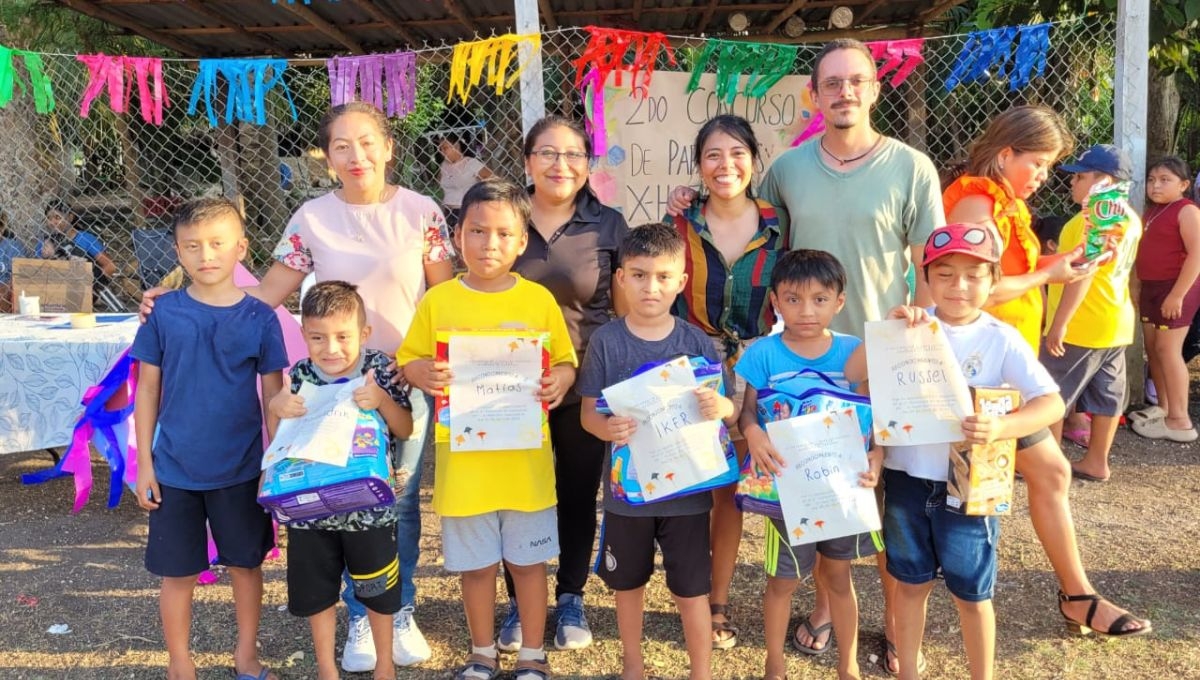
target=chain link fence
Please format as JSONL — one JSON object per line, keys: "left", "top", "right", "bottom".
{"left": 0, "top": 18, "right": 1115, "bottom": 312}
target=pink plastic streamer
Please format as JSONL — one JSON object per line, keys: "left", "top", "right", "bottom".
{"left": 77, "top": 54, "right": 169, "bottom": 125}
{"left": 579, "top": 68, "right": 607, "bottom": 156}
{"left": 791, "top": 111, "right": 825, "bottom": 147}
{"left": 867, "top": 39, "right": 926, "bottom": 89}
{"left": 326, "top": 51, "right": 416, "bottom": 118}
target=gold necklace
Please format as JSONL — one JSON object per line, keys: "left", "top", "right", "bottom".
{"left": 1144, "top": 198, "right": 1183, "bottom": 232}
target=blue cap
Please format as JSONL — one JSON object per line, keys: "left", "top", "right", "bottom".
{"left": 1060, "top": 144, "right": 1132, "bottom": 181}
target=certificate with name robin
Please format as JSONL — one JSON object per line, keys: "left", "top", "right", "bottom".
{"left": 865, "top": 318, "right": 973, "bottom": 447}
{"left": 436, "top": 330, "right": 550, "bottom": 452}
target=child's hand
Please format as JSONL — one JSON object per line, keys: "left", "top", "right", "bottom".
{"left": 269, "top": 375, "right": 306, "bottom": 419}
{"left": 1044, "top": 323, "right": 1067, "bottom": 358}
{"left": 135, "top": 467, "right": 161, "bottom": 511}
{"left": 962, "top": 413, "right": 1003, "bottom": 445}
{"left": 694, "top": 386, "right": 729, "bottom": 421}
{"left": 537, "top": 371, "right": 565, "bottom": 409}
{"left": 354, "top": 369, "right": 387, "bottom": 411}
{"left": 405, "top": 359, "right": 452, "bottom": 394}
{"left": 745, "top": 426, "right": 786, "bottom": 477}
{"left": 859, "top": 446, "right": 883, "bottom": 488}
{"left": 1043, "top": 247, "right": 1097, "bottom": 284}
{"left": 1163, "top": 293, "right": 1185, "bottom": 320}
{"left": 607, "top": 415, "right": 638, "bottom": 446}
{"left": 887, "top": 304, "right": 929, "bottom": 326}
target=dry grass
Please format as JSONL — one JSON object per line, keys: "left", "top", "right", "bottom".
{"left": 0, "top": 422, "right": 1197, "bottom": 679}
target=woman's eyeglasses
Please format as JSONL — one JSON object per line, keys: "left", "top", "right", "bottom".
{"left": 530, "top": 149, "right": 590, "bottom": 165}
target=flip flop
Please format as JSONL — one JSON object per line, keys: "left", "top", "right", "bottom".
{"left": 881, "top": 639, "right": 927, "bottom": 676}
{"left": 1071, "top": 467, "right": 1109, "bottom": 483}
{"left": 1062, "top": 428, "right": 1091, "bottom": 448}
{"left": 790, "top": 618, "right": 832, "bottom": 656}
{"left": 234, "top": 669, "right": 276, "bottom": 680}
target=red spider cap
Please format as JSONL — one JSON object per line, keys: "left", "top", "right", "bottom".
{"left": 923, "top": 223, "right": 1001, "bottom": 266}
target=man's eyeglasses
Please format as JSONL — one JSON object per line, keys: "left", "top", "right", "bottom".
{"left": 530, "top": 149, "right": 590, "bottom": 165}
{"left": 816, "top": 76, "right": 876, "bottom": 96}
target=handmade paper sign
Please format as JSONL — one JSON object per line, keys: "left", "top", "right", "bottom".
{"left": 440, "top": 330, "right": 549, "bottom": 452}
{"left": 601, "top": 355, "right": 726, "bottom": 502}
{"left": 263, "top": 378, "right": 364, "bottom": 469}
{"left": 865, "top": 319, "right": 973, "bottom": 446}
{"left": 766, "top": 409, "right": 881, "bottom": 545}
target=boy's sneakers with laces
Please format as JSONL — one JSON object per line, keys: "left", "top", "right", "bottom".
{"left": 340, "top": 615, "right": 376, "bottom": 673}
{"left": 392, "top": 605, "right": 432, "bottom": 666}
{"left": 496, "top": 600, "right": 522, "bottom": 652}
{"left": 554, "top": 593, "right": 593, "bottom": 650}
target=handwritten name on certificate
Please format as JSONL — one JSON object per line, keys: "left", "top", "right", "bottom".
{"left": 446, "top": 331, "right": 547, "bottom": 452}
{"left": 263, "top": 378, "right": 363, "bottom": 469}
{"left": 767, "top": 410, "right": 881, "bottom": 545}
{"left": 602, "top": 355, "right": 725, "bottom": 502}
{"left": 865, "top": 319, "right": 973, "bottom": 446}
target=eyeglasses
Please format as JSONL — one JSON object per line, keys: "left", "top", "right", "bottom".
{"left": 530, "top": 148, "right": 590, "bottom": 165}
{"left": 816, "top": 76, "right": 876, "bottom": 96}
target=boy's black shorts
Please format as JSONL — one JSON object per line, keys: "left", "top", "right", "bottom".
{"left": 287, "top": 524, "right": 402, "bottom": 618}
{"left": 594, "top": 511, "right": 711, "bottom": 598}
{"left": 145, "top": 478, "right": 273, "bottom": 578}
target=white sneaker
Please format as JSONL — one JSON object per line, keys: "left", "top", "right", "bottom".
{"left": 340, "top": 615, "right": 376, "bottom": 673}
{"left": 392, "top": 605, "right": 432, "bottom": 666}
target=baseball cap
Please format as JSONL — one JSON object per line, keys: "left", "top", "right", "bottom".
{"left": 923, "top": 223, "right": 1001, "bottom": 266}
{"left": 1059, "top": 144, "right": 1133, "bottom": 181}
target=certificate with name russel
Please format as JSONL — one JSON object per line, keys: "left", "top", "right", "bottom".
{"left": 865, "top": 318, "right": 973, "bottom": 446}
{"left": 437, "top": 330, "right": 549, "bottom": 452}
{"left": 766, "top": 409, "right": 880, "bottom": 545}
{"left": 601, "top": 355, "right": 726, "bottom": 502}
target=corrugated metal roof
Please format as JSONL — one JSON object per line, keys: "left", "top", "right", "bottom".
{"left": 58, "top": 0, "right": 962, "bottom": 57}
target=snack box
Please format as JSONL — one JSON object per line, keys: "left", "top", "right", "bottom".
{"left": 946, "top": 387, "right": 1019, "bottom": 516}
{"left": 259, "top": 413, "right": 394, "bottom": 524}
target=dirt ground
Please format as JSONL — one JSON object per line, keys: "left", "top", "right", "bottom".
{"left": 0, "top": 413, "right": 1197, "bottom": 680}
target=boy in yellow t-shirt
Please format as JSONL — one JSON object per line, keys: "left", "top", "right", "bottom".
{"left": 1042, "top": 144, "right": 1143, "bottom": 482}
{"left": 399, "top": 179, "right": 577, "bottom": 680}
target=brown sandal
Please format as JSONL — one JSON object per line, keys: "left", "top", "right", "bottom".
{"left": 455, "top": 653, "right": 500, "bottom": 680}
{"left": 514, "top": 655, "right": 551, "bottom": 679}
{"left": 710, "top": 603, "right": 739, "bottom": 650}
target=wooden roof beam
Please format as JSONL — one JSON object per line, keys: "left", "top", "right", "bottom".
{"left": 537, "top": 0, "right": 558, "bottom": 30}
{"left": 856, "top": 0, "right": 890, "bottom": 24}
{"left": 343, "top": 0, "right": 422, "bottom": 47}
{"left": 765, "top": 0, "right": 811, "bottom": 35}
{"left": 177, "top": 0, "right": 290, "bottom": 56}
{"left": 441, "top": 0, "right": 480, "bottom": 35}
{"left": 919, "top": 0, "right": 969, "bottom": 21}
{"left": 695, "top": 0, "right": 722, "bottom": 34}
{"left": 278, "top": 1, "right": 366, "bottom": 54}
{"left": 56, "top": 0, "right": 200, "bottom": 55}
{"left": 632, "top": 0, "right": 645, "bottom": 22}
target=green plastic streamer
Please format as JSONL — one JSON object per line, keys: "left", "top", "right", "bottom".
{"left": 686, "top": 40, "right": 798, "bottom": 104}
{"left": 0, "top": 45, "right": 57, "bottom": 113}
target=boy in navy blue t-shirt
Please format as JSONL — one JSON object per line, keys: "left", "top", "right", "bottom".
{"left": 132, "top": 197, "right": 288, "bottom": 680}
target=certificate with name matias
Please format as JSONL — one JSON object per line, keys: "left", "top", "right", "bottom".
{"left": 864, "top": 318, "right": 973, "bottom": 446}
{"left": 436, "top": 330, "right": 550, "bottom": 452}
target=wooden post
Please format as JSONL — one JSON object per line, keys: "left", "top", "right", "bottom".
{"left": 514, "top": 0, "right": 546, "bottom": 141}
{"left": 1116, "top": 0, "right": 1150, "bottom": 403}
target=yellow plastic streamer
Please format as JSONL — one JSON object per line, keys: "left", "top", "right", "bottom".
{"left": 447, "top": 33, "right": 541, "bottom": 104}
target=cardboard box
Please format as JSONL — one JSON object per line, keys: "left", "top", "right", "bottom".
{"left": 259, "top": 414, "right": 395, "bottom": 524}
{"left": 10, "top": 258, "right": 93, "bottom": 312}
{"left": 946, "top": 387, "right": 1020, "bottom": 516}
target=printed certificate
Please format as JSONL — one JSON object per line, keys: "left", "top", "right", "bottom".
{"left": 263, "top": 378, "right": 363, "bottom": 469}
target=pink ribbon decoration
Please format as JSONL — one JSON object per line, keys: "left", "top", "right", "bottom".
{"left": 579, "top": 67, "right": 608, "bottom": 156}
{"left": 791, "top": 111, "right": 825, "bottom": 147}
{"left": 327, "top": 51, "right": 417, "bottom": 118}
{"left": 77, "top": 54, "right": 169, "bottom": 125}
{"left": 866, "top": 39, "right": 926, "bottom": 89}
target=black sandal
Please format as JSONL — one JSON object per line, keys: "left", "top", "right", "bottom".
{"left": 710, "top": 603, "right": 739, "bottom": 650}
{"left": 1058, "top": 591, "right": 1152, "bottom": 638}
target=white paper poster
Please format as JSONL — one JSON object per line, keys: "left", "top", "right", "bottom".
{"left": 766, "top": 409, "right": 881, "bottom": 545}
{"left": 864, "top": 319, "right": 973, "bottom": 446}
{"left": 447, "top": 332, "right": 545, "bottom": 452}
{"left": 601, "top": 355, "right": 725, "bottom": 502}
{"left": 263, "top": 378, "right": 363, "bottom": 469}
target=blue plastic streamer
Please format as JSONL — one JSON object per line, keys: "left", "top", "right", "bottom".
{"left": 1009, "top": 23, "right": 1052, "bottom": 91}
{"left": 944, "top": 24, "right": 1052, "bottom": 93}
{"left": 188, "top": 58, "right": 298, "bottom": 126}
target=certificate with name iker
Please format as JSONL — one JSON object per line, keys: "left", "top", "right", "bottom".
{"left": 865, "top": 318, "right": 973, "bottom": 446}
{"left": 766, "top": 409, "right": 881, "bottom": 545}
{"left": 601, "top": 355, "right": 726, "bottom": 502}
{"left": 262, "top": 378, "right": 364, "bottom": 469}
{"left": 438, "top": 330, "right": 549, "bottom": 452}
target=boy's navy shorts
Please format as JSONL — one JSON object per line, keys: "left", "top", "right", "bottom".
{"left": 594, "top": 511, "right": 711, "bottom": 598}
{"left": 145, "top": 478, "right": 273, "bottom": 578}
{"left": 882, "top": 468, "right": 999, "bottom": 602}
{"left": 286, "top": 524, "right": 402, "bottom": 618}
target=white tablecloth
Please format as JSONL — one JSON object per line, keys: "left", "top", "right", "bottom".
{"left": 0, "top": 314, "right": 138, "bottom": 455}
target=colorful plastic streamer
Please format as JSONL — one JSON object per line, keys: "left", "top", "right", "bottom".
{"left": 579, "top": 67, "right": 608, "bottom": 155}
{"left": 187, "top": 58, "right": 298, "bottom": 126}
{"left": 77, "top": 54, "right": 170, "bottom": 125}
{"left": 448, "top": 33, "right": 541, "bottom": 105}
{"left": 866, "top": 39, "right": 926, "bottom": 89}
{"left": 686, "top": 39, "right": 797, "bottom": 104}
{"left": 326, "top": 51, "right": 417, "bottom": 118}
{"left": 944, "top": 23, "right": 1051, "bottom": 92}
{"left": 572, "top": 26, "right": 676, "bottom": 98}
{"left": 0, "top": 44, "right": 55, "bottom": 113}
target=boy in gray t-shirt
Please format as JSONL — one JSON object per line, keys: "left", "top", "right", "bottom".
{"left": 579, "top": 223, "right": 735, "bottom": 680}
